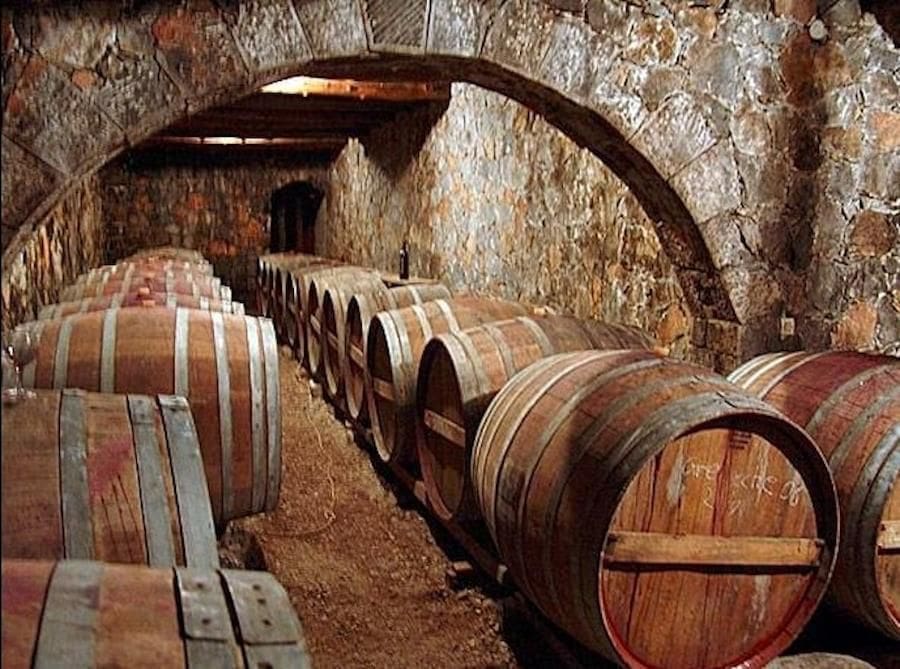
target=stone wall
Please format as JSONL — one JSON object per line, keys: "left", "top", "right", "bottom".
{"left": 1, "top": 174, "right": 104, "bottom": 330}
{"left": 317, "top": 84, "right": 697, "bottom": 360}
{"left": 101, "top": 158, "right": 327, "bottom": 306}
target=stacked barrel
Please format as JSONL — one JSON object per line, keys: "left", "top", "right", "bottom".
{"left": 2, "top": 246, "right": 309, "bottom": 668}
{"left": 257, "top": 250, "right": 860, "bottom": 667}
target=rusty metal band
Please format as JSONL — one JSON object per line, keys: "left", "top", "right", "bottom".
{"left": 59, "top": 390, "right": 93, "bottom": 559}
{"left": 33, "top": 560, "right": 102, "bottom": 668}
{"left": 167, "top": 293, "right": 177, "bottom": 308}
{"left": 433, "top": 299, "right": 460, "bottom": 331}
{"left": 516, "top": 316, "right": 555, "bottom": 357}
{"left": 731, "top": 351, "right": 801, "bottom": 390}
{"left": 199, "top": 296, "right": 209, "bottom": 310}
{"left": 726, "top": 352, "right": 780, "bottom": 385}
{"left": 260, "top": 318, "right": 282, "bottom": 510}
{"left": 211, "top": 312, "right": 234, "bottom": 520}
{"left": 756, "top": 351, "right": 831, "bottom": 399}
{"left": 160, "top": 395, "right": 219, "bottom": 568}
{"left": 246, "top": 317, "right": 266, "bottom": 512}
{"left": 21, "top": 321, "right": 46, "bottom": 388}
{"left": 52, "top": 316, "right": 75, "bottom": 389}
{"left": 100, "top": 308, "right": 118, "bottom": 393}
{"left": 828, "top": 385, "right": 900, "bottom": 472}
{"left": 220, "top": 569, "right": 302, "bottom": 643}
{"left": 174, "top": 308, "right": 190, "bottom": 397}
{"left": 805, "top": 364, "right": 889, "bottom": 436}
{"left": 453, "top": 329, "right": 492, "bottom": 396}
{"left": 176, "top": 568, "right": 239, "bottom": 668}
{"left": 481, "top": 322, "right": 517, "bottom": 380}
{"left": 127, "top": 395, "right": 176, "bottom": 567}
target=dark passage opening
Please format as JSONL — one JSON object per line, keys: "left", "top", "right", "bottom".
{"left": 270, "top": 181, "right": 324, "bottom": 254}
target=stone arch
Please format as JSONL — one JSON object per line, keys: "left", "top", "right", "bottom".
{"left": 3, "top": 0, "right": 779, "bottom": 335}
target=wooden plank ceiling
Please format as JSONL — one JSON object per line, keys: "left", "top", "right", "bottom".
{"left": 135, "top": 78, "right": 450, "bottom": 163}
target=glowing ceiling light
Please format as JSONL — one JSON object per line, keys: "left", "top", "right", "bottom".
{"left": 201, "top": 136, "right": 243, "bottom": 145}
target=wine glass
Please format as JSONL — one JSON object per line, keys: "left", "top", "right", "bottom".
{"left": 2, "top": 328, "right": 39, "bottom": 402}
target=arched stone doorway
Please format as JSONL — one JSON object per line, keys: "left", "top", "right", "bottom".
{"left": 270, "top": 181, "right": 324, "bottom": 254}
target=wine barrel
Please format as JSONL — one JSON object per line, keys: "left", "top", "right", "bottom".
{"left": 73, "top": 267, "right": 218, "bottom": 289}
{"left": 256, "top": 255, "right": 278, "bottom": 317}
{"left": 15, "top": 307, "right": 280, "bottom": 525}
{"left": 417, "top": 316, "right": 657, "bottom": 523}
{"left": 366, "top": 296, "right": 530, "bottom": 464}
{"left": 76, "top": 260, "right": 214, "bottom": 284}
{"left": 38, "top": 293, "right": 244, "bottom": 320}
{"left": 127, "top": 246, "right": 207, "bottom": 264}
{"left": 341, "top": 284, "right": 453, "bottom": 421}
{"left": 269, "top": 254, "right": 315, "bottom": 335}
{"left": 471, "top": 350, "right": 839, "bottom": 667}
{"left": 729, "top": 351, "right": 900, "bottom": 639}
{"left": 278, "top": 258, "right": 343, "bottom": 348}
{"left": 2, "top": 389, "right": 218, "bottom": 568}
{"left": 60, "top": 274, "right": 231, "bottom": 303}
{"left": 306, "top": 268, "right": 381, "bottom": 377}
{"left": 1, "top": 559, "right": 310, "bottom": 669}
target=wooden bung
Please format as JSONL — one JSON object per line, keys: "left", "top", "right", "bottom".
{"left": 416, "top": 315, "right": 657, "bottom": 523}
{"left": 60, "top": 273, "right": 231, "bottom": 303}
{"left": 471, "top": 350, "right": 839, "bottom": 668}
{"left": 127, "top": 247, "right": 207, "bottom": 264}
{"left": 365, "top": 296, "right": 530, "bottom": 465}
{"left": 1, "top": 559, "right": 310, "bottom": 669}
{"left": 305, "top": 268, "right": 381, "bottom": 377}
{"left": 14, "top": 307, "right": 281, "bottom": 526}
{"left": 2, "top": 389, "right": 217, "bottom": 568}
{"left": 729, "top": 351, "right": 900, "bottom": 640}
{"left": 342, "top": 283, "right": 453, "bottom": 422}
{"left": 38, "top": 293, "right": 244, "bottom": 320}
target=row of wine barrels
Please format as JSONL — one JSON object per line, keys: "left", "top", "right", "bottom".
{"left": 416, "top": 315, "right": 658, "bottom": 523}
{"left": 332, "top": 283, "right": 453, "bottom": 414}
{"left": 75, "top": 259, "right": 214, "bottom": 284}
{"left": 307, "top": 270, "right": 384, "bottom": 380}
{"left": 366, "top": 296, "right": 531, "bottom": 464}
{"left": 38, "top": 292, "right": 244, "bottom": 320}
{"left": 729, "top": 351, "right": 900, "bottom": 640}
{"left": 15, "top": 307, "right": 281, "bottom": 526}
{"left": 2, "top": 390, "right": 218, "bottom": 568}
{"left": 60, "top": 274, "right": 231, "bottom": 303}
{"left": 127, "top": 246, "right": 207, "bottom": 264}
{"left": 2, "top": 559, "right": 310, "bottom": 668}
{"left": 280, "top": 259, "right": 345, "bottom": 348}
{"left": 471, "top": 349, "right": 839, "bottom": 668}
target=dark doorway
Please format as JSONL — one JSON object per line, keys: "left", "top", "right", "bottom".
{"left": 270, "top": 182, "right": 324, "bottom": 253}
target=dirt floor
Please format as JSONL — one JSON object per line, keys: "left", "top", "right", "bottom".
{"left": 226, "top": 350, "right": 523, "bottom": 669}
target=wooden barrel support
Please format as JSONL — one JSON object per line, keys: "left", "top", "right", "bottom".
{"left": 38, "top": 294, "right": 244, "bottom": 320}
{"left": 15, "top": 307, "right": 281, "bottom": 525}
{"left": 729, "top": 351, "right": 900, "bottom": 639}
{"left": 1, "top": 559, "right": 311, "bottom": 668}
{"left": 416, "top": 315, "right": 657, "bottom": 523}
{"left": 2, "top": 389, "right": 218, "bottom": 568}
{"left": 471, "top": 350, "right": 839, "bottom": 668}
{"left": 366, "top": 296, "right": 530, "bottom": 465}
{"left": 343, "top": 284, "right": 453, "bottom": 423}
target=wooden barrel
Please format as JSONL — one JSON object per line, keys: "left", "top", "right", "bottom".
{"left": 366, "top": 296, "right": 530, "bottom": 464}
{"left": 2, "top": 389, "right": 218, "bottom": 568}
{"left": 38, "top": 293, "right": 244, "bottom": 320}
{"left": 256, "top": 255, "right": 277, "bottom": 317}
{"left": 417, "top": 316, "right": 657, "bottom": 523}
{"left": 269, "top": 254, "right": 319, "bottom": 336}
{"left": 15, "top": 307, "right": 281, "bottom": 525}
{"left": 76, "top": 260, "right": 214, "bottom": 283}
{"left": 1, "top": 559, "right": 311, "bottom": 669}
{"left": 471, "top": 350, "right": 839, "bottom": 667}
{"left": 279, "top": 258, "right": 343, "bottom": 348}
{"left": 127, "top": 246, "right": 207, "bottom": 264}
{"left": 73, "top": 267, "right": 218, "bottom": 289}
{"left": 306, "top": 268, "right": 380, "bottom": 377}
{"left": 729, "top": 351, "right": 900, "bottom": 639}
{"left": 342, "top": 284, "right": 453, "bottom": 421}
{"left": 60, "top": 274, "right": 231, "bottom": 303}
